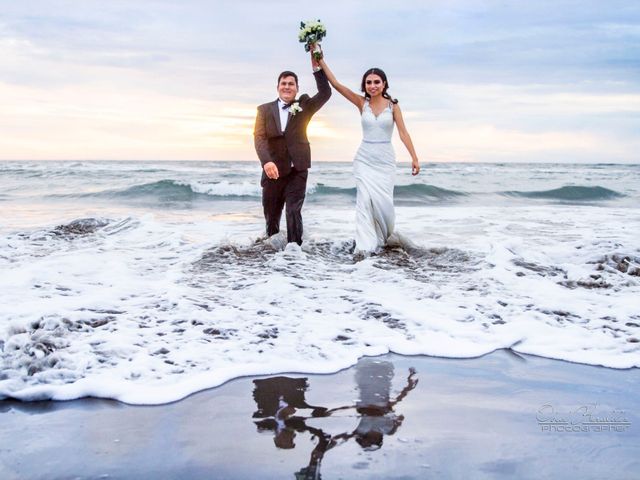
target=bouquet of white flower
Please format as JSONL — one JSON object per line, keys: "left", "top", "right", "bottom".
{"left": 298, "top": 19, "right": 326, "bottom": 60}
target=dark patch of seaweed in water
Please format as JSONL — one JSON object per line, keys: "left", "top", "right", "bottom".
{"left": 592, "top": 253, "right": 640, "bottom": 277}
{"left": 360, "top": 303, "right": 407, "bottom": 331}
{"left": 52, "top": 218, "right": 110, "bottom": 237}
{"left": 189, "top": 240, "right": 290, "bottom": 299}
{"left": 193, "top": 241, "right": 274, "bottom": 274}
{"left": 370, "top": 245, "right": 481, "bottom": 283}
{"left": 512, "top": 258, "right": 566, "bottom": 277}
{"left": 191, "top": 240, "right": 482, "bottom": 293}
{"left": 192, "top": 239, "right": 359, "bottom": 287}
{"left": 558, "top": 253, "right": 640, "bottom": 290}
{"left": 303, "top": 239, "right": 357, "bottom": 264}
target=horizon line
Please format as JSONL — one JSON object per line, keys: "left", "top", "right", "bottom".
{"left": 1, "top": 159, "right": 638, "bottom": 165}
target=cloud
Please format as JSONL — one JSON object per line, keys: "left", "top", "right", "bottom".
{"left": 0, "top": 81, "right": 257, "bottom": 160}
{"left": 0, "top": 0, "right": 638, "bottom": 162}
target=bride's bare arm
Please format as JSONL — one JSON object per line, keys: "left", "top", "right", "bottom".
{"left": 317, "top": 55, "right": 364, "bottom": 111}
{"left": 393, "top": 104, "right": 421, "bottom": 175}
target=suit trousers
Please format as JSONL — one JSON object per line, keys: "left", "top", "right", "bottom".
{"left": 261, "top": 167, "right": 308, "bottom": 245}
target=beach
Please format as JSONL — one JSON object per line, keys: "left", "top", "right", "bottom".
{"left": 2, "top": 350, "right": 638, "bottom": 479}
{"left": 2, "top": 0, "right": 639, "bottom": 477}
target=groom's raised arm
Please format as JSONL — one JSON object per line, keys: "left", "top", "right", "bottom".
{"left": 305, "top": 69, "right": 331, "bottom": 115}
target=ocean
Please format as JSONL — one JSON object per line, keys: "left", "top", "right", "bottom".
{"left": 0, "top": 160, "right": 638, "bottom": 404}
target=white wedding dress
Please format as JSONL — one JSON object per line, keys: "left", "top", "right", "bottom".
{"left": 353, "top": 99, "right": 396, "bottom": 254}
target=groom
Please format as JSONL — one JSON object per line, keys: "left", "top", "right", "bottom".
{"left": 254, "top": 54, "right": 331, "bottom": 245}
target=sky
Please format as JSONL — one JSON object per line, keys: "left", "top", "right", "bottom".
{"left": 0, "top": 0, "right": 639, "bottom": 163}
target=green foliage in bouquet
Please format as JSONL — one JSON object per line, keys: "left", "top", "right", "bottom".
{"left": 298, "top": 19, "right": 326, "bottom": 60}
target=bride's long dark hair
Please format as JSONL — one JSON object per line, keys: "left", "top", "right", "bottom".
{"left": 360, "top": 68, "right": 398, "bottom": 104}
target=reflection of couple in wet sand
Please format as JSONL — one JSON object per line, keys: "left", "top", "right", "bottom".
{"left": 252, "top": 359, "right": 418, "bottom": 479}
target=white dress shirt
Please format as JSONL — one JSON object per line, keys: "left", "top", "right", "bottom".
{"left": 278, "top": 98, "right": 290, "bottom": 132}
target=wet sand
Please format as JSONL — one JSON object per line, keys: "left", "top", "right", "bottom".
{"left": 1, "top": 350, "right": 639, "bottom": 480}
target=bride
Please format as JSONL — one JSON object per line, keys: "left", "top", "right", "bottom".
{"left": 317, "top": 53, "right": 421, "bottom": 254}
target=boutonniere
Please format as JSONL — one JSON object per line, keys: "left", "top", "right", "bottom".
{"left": 289, "top": 102, "right": 302, "bottom": 116}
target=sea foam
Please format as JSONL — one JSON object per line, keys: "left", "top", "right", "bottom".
{"left": 1, "top": 199, "right": 639, "bottom": 405}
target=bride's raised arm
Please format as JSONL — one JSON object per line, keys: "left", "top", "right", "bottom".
{"left": 318, "top": 53, "right": 364, "bottom": 112}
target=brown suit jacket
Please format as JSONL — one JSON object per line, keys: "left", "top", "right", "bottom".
{"left": 254, "top": 70, "right": 331, "bottom": 181}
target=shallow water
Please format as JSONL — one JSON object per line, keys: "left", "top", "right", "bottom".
{"left": 1, "top": 161, "right": 639, "bottom": 404}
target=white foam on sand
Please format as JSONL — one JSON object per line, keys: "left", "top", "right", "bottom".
{"left": 0, "top": 203, "right": 639, "bottom": 404}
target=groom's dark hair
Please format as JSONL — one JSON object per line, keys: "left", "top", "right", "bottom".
{"left": 277, "top": 71, "right": 298, "bottom": 87}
